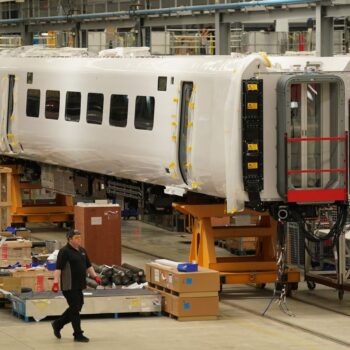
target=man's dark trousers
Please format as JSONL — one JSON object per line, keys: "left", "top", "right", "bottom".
{"left": 54, "top": 290, "right": 84, "bottom": 337}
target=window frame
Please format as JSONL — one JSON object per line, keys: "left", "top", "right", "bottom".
{"left": 45, "top": 90, "right": 60, "bottom": 120}
{"left": 86, "top": 92, "right": 104, "bottom": 125}
{"left": 134, "top": 95, "right": 155, "bottom": 131}
{"left": 65, "top": 91, "right": 81, "bottom": 122}
{"left": 109, "top": 94, "right": 129, "bottom": 128}
{"left": 26, "top": 88, "right": 41, "bottom": 118}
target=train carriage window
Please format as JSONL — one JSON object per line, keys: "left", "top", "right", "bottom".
{"left": 109, "top": 94, "right": 128, "bottom": 127}
{"left": 87, "top": 93, "right": 104, "bottom": 125}
{"left": 158, "top": 77, "right": 167, "bottom": 91}
{"left": 65, "top": 91, "right": 81, "bottom": 122}
{"left": 26, "top": 89, "right": 40, "bottom": 118}
{"left": 135, "top": 96, "right": 155, "bottom": 130}
{"left": 45, "top": 90, "right": 60, "bottom": 120}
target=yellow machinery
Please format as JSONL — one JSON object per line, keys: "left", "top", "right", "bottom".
{"left": 8, "top": 165, "right": 73, "bottom": 225}
{"left": 173, "top": 203, "right": 300, "bottom": 289}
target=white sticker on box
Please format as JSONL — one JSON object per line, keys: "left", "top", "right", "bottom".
{"left": 91, "top": 217, "right": 102, "bottom": 225}
{"left": 154, "top": 269, "right": 159, "bottom": 282}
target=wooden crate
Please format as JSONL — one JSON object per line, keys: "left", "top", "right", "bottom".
{"left": 74, "top": 203, "right": 121, "bottom": 266}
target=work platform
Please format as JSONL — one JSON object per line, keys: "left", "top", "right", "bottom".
{"left": 10, "top": 288, "right": 161, "bottom": 322}
{"left": 173, "top": 203, "right": 300, "bottom": 289}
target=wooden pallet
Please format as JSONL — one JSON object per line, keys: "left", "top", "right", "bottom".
{"left": 148, "top": 282, "right": 218, "bottom": 297}
{"left": 11, "top": 308, "right": 162, "bottom": 322}
{"left": 10, "top": 289, "right": 162, "bottom": 322}
{"left": 163, "top": 311, "right": 217, "bottom": 322}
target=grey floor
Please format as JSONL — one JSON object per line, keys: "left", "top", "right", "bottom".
{"left": 1, "top": 220, "right": 350, "bottom": 350}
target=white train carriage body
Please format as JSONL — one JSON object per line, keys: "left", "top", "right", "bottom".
{"left": 0, "top": 53, "right": 349, "bottom": 212}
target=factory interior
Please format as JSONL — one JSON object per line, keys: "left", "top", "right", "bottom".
{"left": 1, "top": 1, "right": 350, "bottom": 349}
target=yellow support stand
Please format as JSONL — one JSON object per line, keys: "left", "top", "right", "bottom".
{"left": 5, "top": 165, "right": 74, "bottom": 225}
{"left": 173, "top": 203, "right": 300, "bottom": 287}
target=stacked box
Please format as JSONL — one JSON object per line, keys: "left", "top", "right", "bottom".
{"left": 0, "top": 240, "right": 32, "bottom": 267}
{"left": 146, "top": 262, "right": 220, "bottom": 320}
{"left": 225, "top": 237, "right": 257, "bottom": 254}
{"left": 11, "top": 269, "right": 54, "bottom": 292}
{"left": 0, "top": 276, "right": 21, "bottom": 297}
{"left": 0, "top": 258, "right": 32, "bottom": 267}
{"left": 1, "top": 240, "right": 32, "bottom": 259}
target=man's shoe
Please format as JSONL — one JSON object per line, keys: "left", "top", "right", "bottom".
{"left": 74, "top": 335, "right": 90, "bottom": 343}
{"left": 51, "top": 321, "right": 61, "bottom": 339}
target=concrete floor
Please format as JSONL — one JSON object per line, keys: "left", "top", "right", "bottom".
{"left": 1, "top": 220, "right": 350, "bottom": 350}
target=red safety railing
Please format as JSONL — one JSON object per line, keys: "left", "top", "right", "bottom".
{"left": 286, "top": 133, "right": 348, "bottom": 203}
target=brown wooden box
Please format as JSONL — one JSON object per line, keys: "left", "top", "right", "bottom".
{"left": 74, "top": 203, "right": 121, "bottom": 266}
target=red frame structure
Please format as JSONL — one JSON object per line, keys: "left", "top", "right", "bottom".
{"left": 286, "top": 133, "right": 348, "bottom": 203}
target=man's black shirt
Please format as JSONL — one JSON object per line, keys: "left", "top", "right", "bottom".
{"left": 56, "top": 243, "right": 92, "bottom": 291}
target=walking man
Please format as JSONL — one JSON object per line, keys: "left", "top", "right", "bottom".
{"left": 51, "top": 229, "right": 101, "bottom": 342}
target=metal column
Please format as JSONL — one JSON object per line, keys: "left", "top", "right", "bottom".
{"left": 21, "top": 25, "right": 33, "bottom": 46}
{"left": 316, "top": 4, "right": 333, "bottom": 57}
{"left": 215, "top": 12, "right": 230, "bottom": 55}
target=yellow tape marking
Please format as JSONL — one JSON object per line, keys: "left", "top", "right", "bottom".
{"left": 247, "top": 103, "right": 258, "bottom": 110}
{"left": 248, "top": 162, "right": 258, "bottom": 169}
{"left": 247, "top": 83, "right": 258, "bottom": 91}
{"left": 248, "top": 144, "right": 258, "bottom": 151}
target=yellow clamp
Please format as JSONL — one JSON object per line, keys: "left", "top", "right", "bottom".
{"left": 171, "top": 135, "right": 177, "bottom": 141}
{"left": 171, "top": 172, "right": 178, "bottom": 179}
{"left": 185, "top": 162, "right": 192, "bottom": 168}
{"left": 168, "top": 162, "right": 175, "bottom": 169}
{"left": 171, "top": 121, "right": 177, "bottom": 127}
{"left": 188, "top": 103, "right": 195, "bottom": 109}
{"left": 172, "top": 98, "right": 179, "bottom": 103}
{"left": 187, "top": 146, "right": 192, "bottom": 151}
{"left": 171, "top": 114, "right": 177, "bottom": 118}
{"left": 187, "top": 122, "right": 193, "bottom": 127}
{"left": 7, "top": 133, "right": 14, "bottom": 138}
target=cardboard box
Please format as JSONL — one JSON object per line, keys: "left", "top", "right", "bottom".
{"left": 225, "top": 237, "right": 257, "bottom": 253}
{"left": 145, "top": 262, "right": 220, "bottom": 293}
{"left": 11, "top": 269, "right": 54, "bottom": 292}
{"left": 15, "top": 229, "right": 31, "bottom": 240}
{"left": 0, "top": 258, "right": 32, "bottom": 267}
{"left": 0, "top": 276, "right": 21, "bottom": 296}
{"left": 1, "top": 240, "right": 32, "bottom": 260}
{"left": 149, "top": 287, "right": 218, "bottom": 317}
